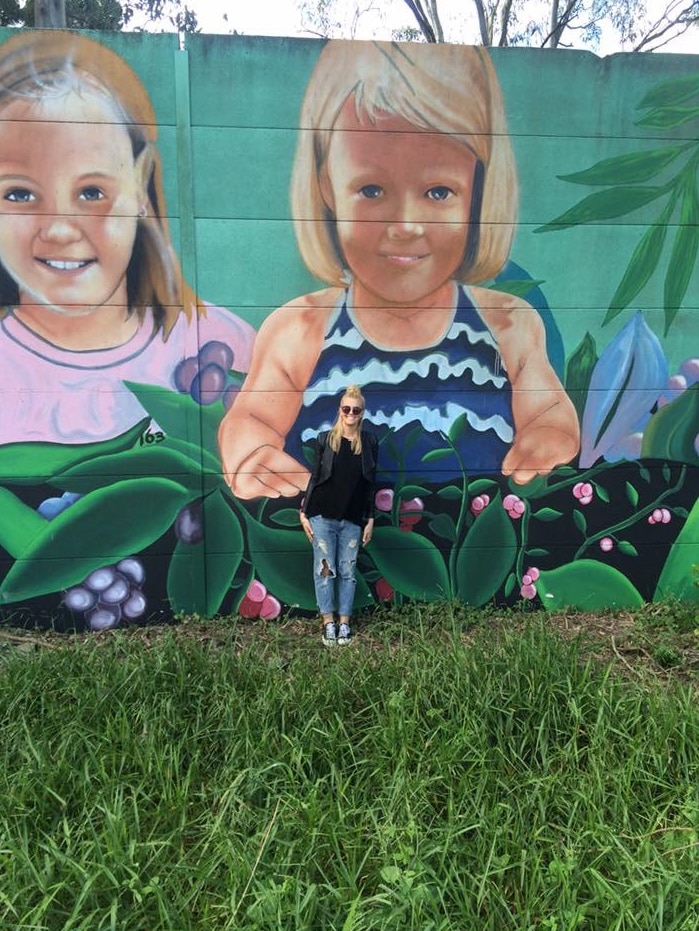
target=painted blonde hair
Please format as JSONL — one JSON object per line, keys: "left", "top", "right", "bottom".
{"left": 327, "top": 385, "right": 365, "bottom": 454}
{"left": 0, "top": 30, "right": 199, "bottom": 338}
{"left": 291, "top": 40, "right": 518, "bottom": 287}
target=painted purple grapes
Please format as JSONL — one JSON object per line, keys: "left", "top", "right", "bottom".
{"left": 64, "top": 586, "right": 96, "bottom": 612}
{"left": 65, "top": 557, "right": 147, "bottom": 631}
{"left": 200, "top": 340, "right": 234, "bottom": 372}
{"left": 175, "top": 500, "right": 204, "bottom": 544}
{"left": 173, "top": 356, "right": 200, "bottom": 394}
{"left": 190, "top": 363, "right": 227, "bottom": 406}
{"left": 87, "top": 604, "right": 122, "bottom": 632}
{"left": 222, "top": 383, "right": 241, "bottom": 411}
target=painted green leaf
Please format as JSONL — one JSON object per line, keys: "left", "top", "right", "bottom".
{"left": 573, "top": 510, "right": 587, "bottom": 535}
{"left": 504, "top": 573, "right": 516, "bottom": 598}
{"left": 428, "top": 514, "right": 457, "bottom": 543}
{"left": 625, "top": 482, "right": 639, "bottom": 507}
{"left": 125, "top": 382, "right": 220, "bottom": 452}
{"left": 0, "top": 478, "right": 190, "bottom": 603}
{"left": 663, "top": 184, "right": 699, "bottom": 335}
{"left": 509, "top": 474, "right": 549, "bottom": 499}
{"left": 166, "top": 436, "right": 222, "bottom": 471}
{"left": 422, "top": 448, "right": 457, "bottom": 463}
{"left": 604, "top": 219, "right": 668, "bottom": 325}
{"left": 536, "top": 561, "right": 644, "bottom": 611}
{"left": 468, "top": 479, "right": 498, "bottom": 495}
{"left": 565, "top": 332, "right": 598, "bottom": 424}
{"left": 270, "top": 508, "right": 304, "bottom": 528}
{"left": 531, "top": 507, "right": 564, "bottom": 522}
{"left": 535, "top": 185, "right": 666, "bottom": 232}
{"left": 0, "top": 418, "right": 147, "bottom": 486}
{"left": 244, "top": 520, "right": 317, "bottom": 610}
{"left": 594, "top": 484, "right": 610, "bottom": 504}
{"left": 0, "top": 487, "right": 48, "bottom": 558}
{"left": 53, "top": 446, "right": 207, "bottom": 495}
{"left": 635, "top": 106, "right": 699, "bottom": 129}
{"left": 639, "top": 75, "right": 699, "bottom": 110}
{"left": 454, "top": 494, "right": 517, "bottom": 606}
{"left": 448, "top": 412, "right": 469, "bottom": 445}
{"left": 437, "top": 485, "right": 462, "bottom": 500}
{"left": 167, "top": 491, "right": 243, "bottom": 617}
{"left": 559, "top": 145, "right": 687, "bottom": 186}
{"left": 526, "top": 548, "right": 550, "bottom": 557}
{"left": 641, "top": 385, "right": 699, "bottom": 465}
{"left": 617, "top": 541, "right": 639, "bottom": 557}
{"left": 368, "top": 527, "right": 450, "bottom": 601}
{"left": 654, "top": 497, "right": 699, "bottom": 603}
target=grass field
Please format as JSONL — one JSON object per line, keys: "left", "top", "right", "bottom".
{"left": 1, "top": 603, "right": 698, "bottom": 930}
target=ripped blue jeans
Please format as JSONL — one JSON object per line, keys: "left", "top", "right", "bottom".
{"left": 309, "top": 516, "right": 362, "bottom": 618}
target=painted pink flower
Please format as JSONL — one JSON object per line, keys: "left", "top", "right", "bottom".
{"left": 521, "top": 566, "right": 540, "bottom": 586}
{"left": 599, "top": 537, "right": 614, "bottom": 552}
{"left": 260, "top": 595, "right": 282, "bottom": 620}
{"left": 470, "top": 493, "right": 491, "bottom": 516}
{"left": 399, "top": 497, "right": 424, "bottom": 531}
{"left": 573, "top": 482, "right": 594, "bottom": 505}
{"left": 520, "top": 583, "right": 537, "bottom": 600}
{"left": 246, "top": 580, "right": 267, "bottom": 603}
{"left": 238, "top": 595, "right": 261, "bottom": 619}
{"left": 503, "top": 494, "right": 525, "bottom": 519}
{"left": 679, "top": 358, "right": 699, "bottom": 386}
{"left": 375, "top": 488, "right": 394, "bottom": 512}
{"left": 375, "top": 577, "right": 394, "bottom": 602}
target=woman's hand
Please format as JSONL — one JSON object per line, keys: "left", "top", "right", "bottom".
{"left": 362, "top": 518, "right": 374, "bottom": 546}
{"left": 300, "top": 512, "right": 313, "bottom": 542}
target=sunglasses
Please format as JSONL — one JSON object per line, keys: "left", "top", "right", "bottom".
{"left": 341, "top": 406, "right": 363, "bottom": 415}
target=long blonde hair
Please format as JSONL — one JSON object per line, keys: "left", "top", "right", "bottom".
{"left": 0, "top": 31, "right": 199, "bottom": 338}
{"left": 327, "top": 385, "right": 365, "bottom": 454}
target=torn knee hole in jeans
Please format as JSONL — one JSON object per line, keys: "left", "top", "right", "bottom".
{"left": 319, "top": 559, "right": 335, "bottom": 578}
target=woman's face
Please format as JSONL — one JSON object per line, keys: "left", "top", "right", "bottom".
{"left": 322, "top": 101, "right": 478, "bottom": 308}
{"left": 0, "top": 91, "right": 144, "bottom": 316}
{"left": 339, "top": 395, "right": 364, "bottom": 427}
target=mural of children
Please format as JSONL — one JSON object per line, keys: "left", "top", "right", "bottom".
{"left": 219, "top": 40, "right": 579, "bottom": 500}
{"left": 0, "top": 31, "right": 254, "bottom": 445}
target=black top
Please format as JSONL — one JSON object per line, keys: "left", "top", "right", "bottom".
{"left": 305, "top": 437, "right": 368, "bottom": 524}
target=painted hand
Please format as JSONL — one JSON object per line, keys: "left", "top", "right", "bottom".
{"left": 223, "top": 445, "right": 310, "bottom": 500}
{"left": 502, "top": 425, "right": 580, "bottom": 485}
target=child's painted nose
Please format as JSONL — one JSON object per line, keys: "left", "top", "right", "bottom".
{"left": 386, "top": 200, "right": 425, "bottom": 238}
{"left": 38, "top": 214, "right": 83, "bottom": 244}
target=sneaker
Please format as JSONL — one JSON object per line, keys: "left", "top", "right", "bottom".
{"left": 337, "top": 623, "right": 351, "bottom": 645}
{"left": 322, "top": 622, "right": 337, "bottom": 646}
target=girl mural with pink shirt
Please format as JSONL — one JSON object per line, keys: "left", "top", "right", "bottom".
{"left": 0, "top": 31, "right": 254, "bottom": 446}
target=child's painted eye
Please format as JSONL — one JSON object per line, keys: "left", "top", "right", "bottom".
{"left": 4, "top": 187, "right": 35, "bottom": 204}
{"left": 79, "top": 187, "right": 105, "bottom": 202}
{"left": 426, "top": 186, "right": 454, "bottom": 202}
{"left": 358, "top": 184, "right": 383, "bottom": 199}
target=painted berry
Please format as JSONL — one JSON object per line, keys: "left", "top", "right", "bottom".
{"left": 260, "top": 595, "right": 282, "bottom": 620}
{"left": 173, "top": 356, "right": 199, "bottom": 394}
{"left": 503, "top": 494, "right": 525, "bottom": 519}
{"left": 199, "top": 340, "right": 234, "bottom": 373}
{"left": 520, "top": 583, "right": 537, "bottom": 600}
{"left": 599, "top": 537, "right": 614, "bottom": 552}
{"left": 374, "top": 488, "right": 394, "bottom": 512}
{"left": 573, "top": 482, "right": 594, "bottom": 505}
{"left": 470, "top": 494, "right": 491, "bottom": 515}
{"left": 375, "top": 577, "right": 394, "bottom": 602}
{"left": 190, "top": 363, "right": 227, "bottom": 406}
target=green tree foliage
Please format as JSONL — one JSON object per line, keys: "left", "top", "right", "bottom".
{"left": 0, "top": 0, "right": 199, "bottom": 31}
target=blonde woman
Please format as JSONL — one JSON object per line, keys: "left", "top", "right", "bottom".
{"left": 300, "top": 386, "right": 377, "bottom": 645}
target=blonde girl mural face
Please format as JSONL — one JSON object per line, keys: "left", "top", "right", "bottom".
{"left": 0, "top": 90, "right": 146, "bottom": 334}
{"left": 320, "top": 101, "right": 479, "bottom": 310}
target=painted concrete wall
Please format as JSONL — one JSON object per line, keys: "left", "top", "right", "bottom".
{"left": 0, "top": 30, "right": 696, "bottom": 629}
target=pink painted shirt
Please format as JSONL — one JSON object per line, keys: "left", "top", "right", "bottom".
{"left": 0, "top": 304, "right": 255, "bottom": 445}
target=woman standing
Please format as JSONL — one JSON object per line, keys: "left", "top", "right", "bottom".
{"left": 300, "top": 386, "right": 378, "bottom": 645}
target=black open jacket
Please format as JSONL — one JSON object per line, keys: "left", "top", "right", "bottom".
{"left": 301, "top": 429, "right": 378, "bottom": 524}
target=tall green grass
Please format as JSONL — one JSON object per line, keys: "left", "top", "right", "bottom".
{"left": 1, "top": 612, "right": 698, "bottom": 929}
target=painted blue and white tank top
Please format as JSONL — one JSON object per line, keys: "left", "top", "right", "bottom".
{"left": 285, "top": 284, "right": 514, "bottom": 481}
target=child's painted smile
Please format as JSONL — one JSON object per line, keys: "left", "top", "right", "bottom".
{"left": 323, "top": 102, "right": 478, "bottom": 309}
{"left": 0, "top": 92, "right": 144, "bottom": 318}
